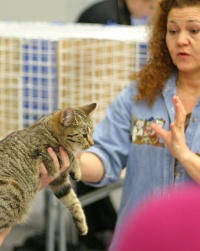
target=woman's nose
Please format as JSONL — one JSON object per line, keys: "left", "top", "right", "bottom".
{"left": 176, "top": 32, "right": 189, "bottom": 46}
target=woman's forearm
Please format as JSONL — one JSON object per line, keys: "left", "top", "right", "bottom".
{"left": 80, "top": 152, "right": 105, "bottom": 183}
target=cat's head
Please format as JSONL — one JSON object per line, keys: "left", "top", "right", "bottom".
{"left": 58, "top": 103, "right": 97, "bottom": 154}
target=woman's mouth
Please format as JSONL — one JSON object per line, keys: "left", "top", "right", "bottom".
{"left": 177, "top": 52, "right": 190, "bottom": 59}
{"left": 177, "top": 52, "right": 190, "bottom": 56}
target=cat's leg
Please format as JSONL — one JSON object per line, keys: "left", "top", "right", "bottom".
{"left": 69, "top": 156, "right": 81, "bottom": 181}
{"left": 49, "top": 171, "right": 88, "bottom": 235}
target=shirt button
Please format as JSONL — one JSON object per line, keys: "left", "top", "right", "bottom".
{"left": 177, "top": 172, "right": 183, "bottom": 177}
{"left": 192, "top": 118, "right": 197, "bottom": 123}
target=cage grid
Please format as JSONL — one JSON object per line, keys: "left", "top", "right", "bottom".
{"left": 0, "top": 22, "right": 148, "bottom": 139}
{"left": 57, "top": 38, "right": 147, "bottom": 126}
{"left": 22, "top": 39, "right": 58, "bottom": 127}
{"left": 0, "top": 37, "right": 23, "bottom": 139}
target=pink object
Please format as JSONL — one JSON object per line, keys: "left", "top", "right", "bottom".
{"left": 117, "top": 185, "right": 200, "bottom": 251}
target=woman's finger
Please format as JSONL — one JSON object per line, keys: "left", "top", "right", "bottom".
{"left": 38, "top": 162, "right": 54, "bottom": 190}
{"left": 38, "top": 147, "right": 70, "bottom": 191}
{"left": 173, "top": 96, "right": 186, "bottom": 130}
{"left": 151, "top": 123, "right": 170, "bottom": 144}
{"left": 59, "top": 146, "right": 70, "bottom": 172}
{"left": 47, "top": 147, "right": 60, "bottom": 168}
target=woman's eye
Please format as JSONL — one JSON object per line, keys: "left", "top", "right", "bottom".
{"left": 168, "top": 29, "right": 178, "bottom": 35}
{"left": 190, "top": 29, "right": 200, "bottom": 34}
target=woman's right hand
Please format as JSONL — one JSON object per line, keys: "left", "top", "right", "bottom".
{"left": 38, "top": 146, "right": 70, "bottom": 190}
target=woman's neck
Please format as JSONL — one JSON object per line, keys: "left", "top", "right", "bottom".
{"left": 176, "top": 81, "right": 200, "bottom": 95}
{"left": 177, "top": 73, "right": 200, "bottom": 94}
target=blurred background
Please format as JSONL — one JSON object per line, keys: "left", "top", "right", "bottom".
{"left": 0, "top": 0, "right": 96, "bottom": 22}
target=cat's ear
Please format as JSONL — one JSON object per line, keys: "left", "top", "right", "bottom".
{"left": 60, "top": 108, "right": 75, "bottom": 126}
{"left": 81, "top": 103, "right": 97, "bottom": 115}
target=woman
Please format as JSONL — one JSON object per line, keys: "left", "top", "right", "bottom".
{"left": 0, "top": 146, "right": 70, "bottom": 246}
{"left": 76, "top": 0, "right": 200, "bottom": 249}
{"left": 77, "top": 1, "right": 155, "bottom": 249}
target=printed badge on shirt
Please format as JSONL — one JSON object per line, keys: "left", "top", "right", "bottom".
{"left": 131, "top": 116, "right": 165, "bottom": 147}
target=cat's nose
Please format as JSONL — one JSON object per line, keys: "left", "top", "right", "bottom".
{"left": 89, "top": 139, "right": 94, "bottom": 146}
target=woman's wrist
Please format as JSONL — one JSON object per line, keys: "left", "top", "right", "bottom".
{"left": 178, "top": 150, "right": 200, "bottom": 183}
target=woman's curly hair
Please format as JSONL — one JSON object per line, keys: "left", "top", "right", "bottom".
{"left": 134, "top": 0, "right": 200, "bottom": 106}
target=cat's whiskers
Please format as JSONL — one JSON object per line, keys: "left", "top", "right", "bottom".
{"left": 67, "top": 148, "right": 81, "bottom": 161}
{"left": 73, "top": 148, "right": 81, "bottom": 156}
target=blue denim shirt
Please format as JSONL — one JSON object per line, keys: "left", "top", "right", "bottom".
{"left": 86, "top": 73, "right": 200, "bottom": 250}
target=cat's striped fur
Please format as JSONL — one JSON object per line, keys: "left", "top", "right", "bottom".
{"left": 0, "top": 103, "right": 96, "bottom": 235}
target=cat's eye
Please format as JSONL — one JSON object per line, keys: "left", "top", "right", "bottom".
{"left": 82, "top": 134, "right": 87, "bottom": 138}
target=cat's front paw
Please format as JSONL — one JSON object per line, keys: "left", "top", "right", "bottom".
{"left": 69, "top": 170, "right": 81, "bottom": 181}
{"left": 75, "top": 218, "right": 88, "bottom": 236}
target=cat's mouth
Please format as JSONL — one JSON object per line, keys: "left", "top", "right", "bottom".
{"left": 71, "top": 144, "right": 91, "bottom": 156}
{"left": 82, "top": 145, "right": 91, "bottom": 150}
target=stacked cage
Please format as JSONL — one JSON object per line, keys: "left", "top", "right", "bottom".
{"left": 0, "top": 22, "right": 59, "bottom": 139}
{"left": 0, "top": 22, "right": 148, "bottom": 139}
{"left": 57, "top": 25, "right": 148, "bottom": 126}
{"left": 0, "top": 37, "right": 22, "bottom": 138}
{"left": 22, "top": 39, "right": 57, "bottom": 127}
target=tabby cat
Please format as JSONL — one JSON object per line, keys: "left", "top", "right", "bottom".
{"left": 0, "top": 103, "right": 96, "bottom": 235}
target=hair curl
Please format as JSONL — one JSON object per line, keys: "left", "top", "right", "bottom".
{"left": 134, "top": 0, "right": 200, "bottom": 106}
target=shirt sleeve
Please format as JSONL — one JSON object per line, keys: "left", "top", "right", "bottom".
{"left": 84, "top": 83, "right": 136, "bottom": 187}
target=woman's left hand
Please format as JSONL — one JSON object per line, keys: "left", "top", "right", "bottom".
{"left": 151, "top": 96, "right": 190, "bottom": 160}
{"left": 151, "top": 96, "right": 200, "bottom": 183}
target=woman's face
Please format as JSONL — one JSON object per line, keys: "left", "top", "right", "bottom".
{"left": 125, "top": 0, "right": 154, "bottom": 18}
{"left": 166, "top": 6, "right": 200, "bottom": 74}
